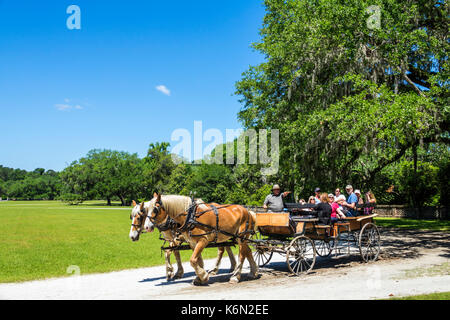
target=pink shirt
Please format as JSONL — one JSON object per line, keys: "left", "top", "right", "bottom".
{"left": 331, "top": 202, "right": 340, "bottom": 218}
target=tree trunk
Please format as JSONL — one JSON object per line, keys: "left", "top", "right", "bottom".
{"left": 107, "top": 197, "right": 111, "bottom": 206}
{"left": 412, "top": 144, "right": 421, "bottom": 219}
{"left": 119, "top": 195, "right": 126, "bottom": 206}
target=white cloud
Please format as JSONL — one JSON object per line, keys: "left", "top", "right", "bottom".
{"left": 55, "top": 101, "right": 83, "bottom": 111}
{"left": 156, "top": 85, "right": 171, "bottom": 96}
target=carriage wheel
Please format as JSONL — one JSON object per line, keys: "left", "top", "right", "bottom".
{"left": 251, "top": 231, "right": 273, "bottom": 267}
{"left": 358, "top": 223, "right": 380, "bottom": 262}
{"left": 315, "top": 239, "right": 333, "bottom": 257}
{"left": 286, "top": 236, "right": 316, "bottom": 275}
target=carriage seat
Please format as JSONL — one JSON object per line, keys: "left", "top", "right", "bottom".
{"left": 315, "top": 224, "right": 331, "bottom": 229}
{"left": 334, "top": 221, "right": 350, "bottom": 226}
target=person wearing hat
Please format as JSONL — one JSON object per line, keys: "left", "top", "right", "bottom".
{"left": 263, "top": 185, "right": 291, "bottom": 212}
{"left": 343, "top": 185, "right": 358, "bottom": 217}
{"left": 314, "top": 187, "right": 321, "bottom": 204}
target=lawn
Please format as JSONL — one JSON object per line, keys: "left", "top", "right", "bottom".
{"left": 374, "top": 217, "right": 450, "bottom": 232}
{"left": 1, "top": 201, "right": 448, "bottom": 283}
{"left": 386, "top": 291, "right": 450, "bottom": 300}
{"left": 0, "top": 200, "right": 233, "bottom": 283}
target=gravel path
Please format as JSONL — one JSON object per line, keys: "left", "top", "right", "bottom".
{"left": 1, "top": 228, "right": 449, "bottom": 300}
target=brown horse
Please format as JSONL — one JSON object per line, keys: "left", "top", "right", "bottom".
{"left": 129, "top": 197, "right": 236, "bottom": 281}
{"left": 144, "top": 193, "right": 258, "bottom": 285}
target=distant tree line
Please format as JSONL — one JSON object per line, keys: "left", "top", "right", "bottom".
{"left": 0, "top": 137, "right": 448, "bottom": 208}
{"left": 0, "top": 166, "right": 61, "bottom": 200}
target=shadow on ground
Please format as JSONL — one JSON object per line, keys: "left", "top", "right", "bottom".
{"left": 140, "top": 228, "right": 450, "bottom": 286}
{"left": 379, "top": 227, "right": 450, "bottom": 260}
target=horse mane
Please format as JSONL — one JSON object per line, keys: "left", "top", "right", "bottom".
{"left": 145, "top": 194, "right": 210, "bottom": 218}
{"left": 147, "top": 195, "right": 191, "bottom": 217}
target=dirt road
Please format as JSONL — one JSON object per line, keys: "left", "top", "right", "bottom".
{"left": 1, "top": 228, "right": 449, "bottom": 300}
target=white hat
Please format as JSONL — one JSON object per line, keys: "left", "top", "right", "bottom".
{"left": 355, "top": 189, "right": 361, "bottom": 195}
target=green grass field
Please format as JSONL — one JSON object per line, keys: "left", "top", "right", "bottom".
{"left": 0, "top": 200, "right": 231, "bottom": 283}
{"left": 1, "top": 201, "right": 448, "bottom": 283}
{"left": 374, "top": 217, "right": 450, "bottom": 232}
{"left": 385, "top": 291, "right": 450, "bottom": 300}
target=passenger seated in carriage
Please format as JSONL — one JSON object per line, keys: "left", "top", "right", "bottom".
{"left": 313, "top": 193, "right": 332, "bottom": 225}
{"left": 329, "top": 194, "right": 346, "bottom": 223}
{"left": 364, "top": 191, "right": 376, "bottom": 215}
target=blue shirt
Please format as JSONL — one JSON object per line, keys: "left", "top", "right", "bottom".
{"left": 347, "top": 193, "right": 358, "bottom": 216}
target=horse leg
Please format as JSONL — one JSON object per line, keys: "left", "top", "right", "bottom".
{"left": 243, "top": 241, "right": 258, "bottom": 279}
{"left": 190, "top": 239, "right": 209, "bottom": 286}
{"left": 198, "top": 254, "right": 205, "bottom": 269}
{"left": 172, "top": 249, "right": 184, "bottom": 279}
{"left": 164, "top": 249, "right": 174, "bottom": 281}
{"left": 225, "top": 246, "right": 237, "bottom": 273}
{"left": 208, "top": 247, "right": 225, "bottom": 275}
{"left": 229, "top": 240, "right": 246, "bottom": 284}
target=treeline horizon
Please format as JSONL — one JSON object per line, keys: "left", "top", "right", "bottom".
{"left": 0, "top": 138, "right": 449, "bottom": 208}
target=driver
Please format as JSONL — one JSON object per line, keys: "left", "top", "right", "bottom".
{"left": 263, "top": 184, "right": 291, "bottom": 212}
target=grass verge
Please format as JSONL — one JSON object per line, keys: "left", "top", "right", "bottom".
{"left": 374, "top": 217, "right": 450, "bottom": 232}
{"left": 385, "top": 291, "right": 450, "bottom": 300}
{"left": 0, "top": 201, "right": 236, "bottom": 283}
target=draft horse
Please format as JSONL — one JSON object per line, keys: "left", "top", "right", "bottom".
{"left": 129, "top": 196, "right": 236, "bottom": 281}
{"left": 144, "top": 193, "right": 258, "bottom": 285}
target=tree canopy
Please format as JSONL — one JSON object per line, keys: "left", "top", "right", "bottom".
{"left": 235, "top": 0, "right": 449, "bottom": 197}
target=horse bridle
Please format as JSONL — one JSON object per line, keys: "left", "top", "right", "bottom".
{"left": 147, "top": 200, "right": 166, "bottom": 226}
{"left": 131, "top": 207, "right": 147, "bottom": 231}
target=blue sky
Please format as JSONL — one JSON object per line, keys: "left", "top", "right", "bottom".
{"left": 0, "top": 0, "right": 266, "bottom": 171}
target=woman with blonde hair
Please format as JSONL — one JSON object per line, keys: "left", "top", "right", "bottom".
{"left": 364, "top": 191, "right": 376, "bottom": 215}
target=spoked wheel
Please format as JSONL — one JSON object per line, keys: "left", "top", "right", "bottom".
{"left": 315, "top": 239, "right": 333, "bottom": 257}
{"left": 251, "top": 231, "right": 273, "bottom": 267}
{"left": 286, "top": 236, "right": 316, "bottom": 275}
{"left": 358, "top": 223, "right": 380, "bottom": 262}
{"left": 349, "top": 231, "right": 359, "bottom": 244}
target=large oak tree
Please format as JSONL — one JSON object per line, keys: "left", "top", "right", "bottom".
{"left": 235, "top": 0, "right": 449, "bottom": 196}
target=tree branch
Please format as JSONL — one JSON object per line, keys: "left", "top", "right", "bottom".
{"left": 403, "top": 73, "right": 426, "bottom": 97}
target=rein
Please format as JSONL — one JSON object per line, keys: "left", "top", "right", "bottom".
{"left": 175, "top": 203, "right": 254, "bottom": 241}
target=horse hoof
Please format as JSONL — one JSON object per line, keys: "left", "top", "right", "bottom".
{"left": 229, "top": 276, "right": 240, "bottom": 284}
{"left": 208, "top": 269, "right": 218, "bottom": 276}
{"left": 192, "top": 276, "right": 208, "bottom": 286}
{"left": 248, "top": 273, "right": 259, "bottom": 280}
{"left": 173, "top": 273, "right": 184, "bottom": 280}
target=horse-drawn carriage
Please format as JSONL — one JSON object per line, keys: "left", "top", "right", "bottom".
{"left": 130, "top": 194, "right": 380, "bottom": 284}
{"left": 250, "top": 203, "right": 381, "bottom": 275}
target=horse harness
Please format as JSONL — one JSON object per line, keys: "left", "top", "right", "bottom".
{"left": 177, "top": 203, "right": 255, "bottom": 243}
{"left": 148, "top": 199, "right": 181, "bottom": 232}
